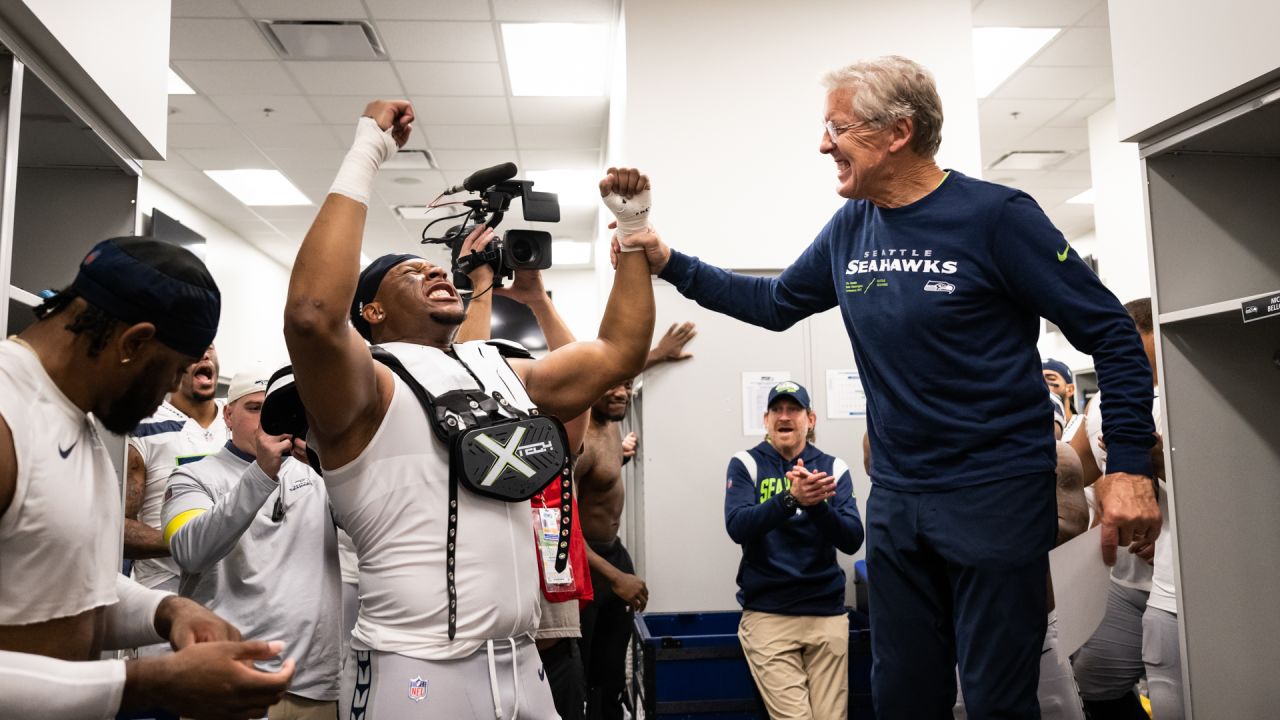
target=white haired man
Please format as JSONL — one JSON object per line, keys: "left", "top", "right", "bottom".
{"left": 619, "top": 56, "right": 1160, "bottom": 718}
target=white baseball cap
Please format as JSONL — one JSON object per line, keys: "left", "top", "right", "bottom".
{"left": 226, "top": 363, "right": 271, "bottom": 404}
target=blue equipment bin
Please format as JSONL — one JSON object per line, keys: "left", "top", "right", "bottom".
{"left": 630, "top": 609, "right": 874, "bottom": 719}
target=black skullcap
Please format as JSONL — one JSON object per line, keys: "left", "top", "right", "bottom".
{"left": 350, "top": 253, "right": 419, "bottom": 341}
{"left": 261, "top": 364, "right": 307, "bottom": 438}
{"left": 69, "top": 237, "right": 220, "bottom": 358}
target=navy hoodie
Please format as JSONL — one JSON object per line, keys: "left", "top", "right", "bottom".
{"left": 725, "top": 441, "right": 863, "bottom": 615}
{"left": 663, "top": 171, "right": 1155, "bottom": 491}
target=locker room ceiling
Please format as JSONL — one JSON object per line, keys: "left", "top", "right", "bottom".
{"left": 148, "top": 0, "right": 1111, "bottom": 269}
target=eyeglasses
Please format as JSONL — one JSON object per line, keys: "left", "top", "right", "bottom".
{"left": 824, "top": 119, "right": 867, "bottom": 144}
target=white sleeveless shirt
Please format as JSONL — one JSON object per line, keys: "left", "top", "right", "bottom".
{"left": 0, "top": 339, "right": 122, "bottom": 624}
{"left": 319, "top": 341, "right": 542, "bottom": 661}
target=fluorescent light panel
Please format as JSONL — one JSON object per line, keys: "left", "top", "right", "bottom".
{"left": 988, "top": 150, "right": 1067, "bottom": 171}
{"left": 972, "top": 27, "right": 1060, "bottom": 98}
{"left": 168, "top": 68, "right": 195, "bottom": 95}
{"left": 204, "top": 170, "right": 311, "bottom": 206}
{"left": 552, "top": 239, "right": 593, "bottom": 266}
{"left": 502, "top": 23, "right": 608, "bottom": 97}
{"left": 526, "top": 170, "right": 599, "bottom": 207}
{"left": 1067, "top": 188, "right": 1095, "bottom": 204}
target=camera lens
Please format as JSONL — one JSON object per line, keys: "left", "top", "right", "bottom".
{"left": 510, "top": 238, "right": 536, "bottom": 264}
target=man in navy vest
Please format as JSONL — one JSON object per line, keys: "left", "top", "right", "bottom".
{"left": 725, "top": 381, "right": 863, "bottom": 719}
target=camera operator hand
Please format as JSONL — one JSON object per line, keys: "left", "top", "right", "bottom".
{"left": 495, "top": 269, "right": 550, "bottom": 307}
{"left": 458, "top": 224, "right": 498, "bottom": 288}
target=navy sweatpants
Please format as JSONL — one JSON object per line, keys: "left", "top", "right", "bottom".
{"left": 866, "top": 473, "right": 1057, "bottom": 720}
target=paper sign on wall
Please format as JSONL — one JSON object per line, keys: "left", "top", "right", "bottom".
{"left": 742, "top": 371, "right": 791, "bottom": 436}
{"left": 826, "top": 370, "right": 866, "bottom": 419}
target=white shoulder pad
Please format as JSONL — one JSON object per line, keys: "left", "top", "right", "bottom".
{"left": 732, "top": 450, "right": 757, "bottom": 486}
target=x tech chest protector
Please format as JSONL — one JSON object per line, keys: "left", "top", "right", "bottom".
{"left": 371, "top": 341, "right": 573, "bottom": 640}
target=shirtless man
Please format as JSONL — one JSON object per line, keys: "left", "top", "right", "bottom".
{"left": 577, "top": 323, "right": 694, "bottom": 720}
{"left": 0, "top": 236, "right": 293, "bottom": 719}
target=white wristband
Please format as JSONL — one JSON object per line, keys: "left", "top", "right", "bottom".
{"left": 602, "top": 190, "right": 651, "bottom": 235}
{"left": 328, "top": 116, "right": 399, "bottom": 206}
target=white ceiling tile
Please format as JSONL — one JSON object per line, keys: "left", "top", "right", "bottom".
{"left": 1024, "top": 168, "right": 1092, "bottom": 189}
{"left": 174, "top": 60, "right": 302, "bottom": 95}
{"left": 377, "top": 21, "right": 499, "bottom": 62}
{"left": 177, "top": 147, "right": 274, "bottom": 170}
{"left": 166, "top": 95, "right": 229, "bottom": 124}
{"left": 252, "top": 205, "right": 325, "bottom": 222}
{"left": 1045, "top": 204, "right": 1095, "bottom": 239}
{"left": 515, "top": 125, "right": 602, "bottom": 150}
{"left": 409, "top": 96, "right": 510, "bottom": 125}
{"left": 208, "top": 95, "right": 323, "bottom": 124}
{"left": 171, "top": 19, "right": 276, "bottom": 60}
{"left": 239, "top": 0, "right": 369, "bottom": 20}
{"left": 260, "top": 147, "right": 348, "bottom": 174}
{"left": 365, "top": 0, "right": 491, "bottom": 20}
{"left": 1045, "top": 97, "right": 1111, "bottom": 126}
{"left": 1014, "top": 125, "right": 1090, "bottom": 151}
{"left": 423, "top": 124, "right": 515, "bottom": 149}
{"left": 285, "top": 61, "right": 404, "bottom": 95}
{"left": 431, "top": 149, "right": 521, "bottom": 170}
{"left": 972, "top": 0, "right": 1096, "bottom": 27}
{"left": 240, "top": 123, "right": 345, "bottom": 150}
{"left": 307, "top": 96, "right": 373, "bottom": 124}
{"left": 492, "top": 0, "right": 615, "bottom": 23}
{"left": 990, "top": 65, "right": 1112, "bottom": 100}
{"left": 396, "top": 62, "right": 505, "bottom": 95}
{"left": 144, "top": 155, "right": 193, "bottom": 172}
{"left": 979, "top": 98, "right": 1073, "bottom": 128}
{"left": 373, "top": 170, "right": 449, "bottom": 204}
{"left": 1031, "top": 28, "right": 1112, "bottom": 68}
{"left": 1076, "top": 2, "right": 1110, "bottom": 27}
{"left": 173, "top": 0, "right": 244, "bottom": 18}
{"left": 1084, "top": 76, "right": 1116, "bottom": 99}
{"left": 509, "top": 97, "right": 608, "bottom": 126}
{"left": 518, "top": 149, "right": 601, "bottom": 170}
{"left": 167, "top": 123, "right": 252, "bottom": 149}
{"left": 1057, "top": 151, "right": 1092, "bottom": 172}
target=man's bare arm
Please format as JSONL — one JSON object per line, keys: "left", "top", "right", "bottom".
{"left": 284, "top": 101, "right": 410, "bottom": 465}
{"left": 1070, "top": 404, "right": 1103, "bottom": 487}
{"left": 1055, "top": 441, "right": 1088, "bottom": 546}
{"left": 0, "top": 415, "right": 14, "bottom": 519}
{"left": 644, "top": 322, "right": 696, "bottom": 370}
{"left": 123, "top": 446, "right": 168, "bottom": 559}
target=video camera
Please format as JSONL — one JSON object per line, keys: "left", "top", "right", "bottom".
{"left": 421, "top": 162, "right": 561, "bottom": 291}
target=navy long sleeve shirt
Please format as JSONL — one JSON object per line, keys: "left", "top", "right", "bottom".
{"left": 664, "top": 171, "right": 1155, "bottom": 490}
{"left": 725, "top": 441, "right": 863, "bottom": 615}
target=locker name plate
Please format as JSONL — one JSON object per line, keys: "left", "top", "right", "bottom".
{"left": 1240, "top": 293, "right": 1280, "bottom": 324}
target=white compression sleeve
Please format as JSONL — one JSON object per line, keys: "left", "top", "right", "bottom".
{"left": 101, "top": 575, "right": 171, "bottom": 650}
{"left": 601, "top": 188, "right": 652, "bottom": 252}
{"left": 0, "top": 650, "right": 125, "bottom": 720}
{"left": 328, "top": 116, "right": 399, "bottom": 206}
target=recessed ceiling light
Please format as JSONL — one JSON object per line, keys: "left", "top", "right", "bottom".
{"left": 987, "top": 150, "right": 1068, "bottom": 171}
{"left": 383, "top": 150, "right": 438, "bottom": 171}
{"left": 552, "top": 239, "right": 593, "bottom": 266}
{"left": 204, "top": 169, "right": 311, "bottom": 206}
{"left": 168, "top": 68, "right": 196, "bottom": 95}
{"left": 1067, "top": 188, "right": 1095, "bottom": 204}
{"left": 972, "top": 27, "right": 1060, "bottom": 98}
{"left": 527, "top": 170, "right": 599, "bottom": 207}
{"left": 501, "top": 23, "right": 609, "bottom": 97}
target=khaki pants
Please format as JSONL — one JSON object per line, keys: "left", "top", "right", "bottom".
{"left": 268, "top": 693, "right": 338, "bottom": 720}
{"left": 738, "top": 610, "right": 848, "bottom": 720}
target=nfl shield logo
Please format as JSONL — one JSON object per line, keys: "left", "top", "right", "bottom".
{"left": 408, "top": 676, "right": 427, "bottom": 702}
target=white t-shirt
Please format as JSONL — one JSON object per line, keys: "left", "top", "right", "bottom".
{"left": 318, "top": 341, "right": 543, "bottom": 661}
{"left": 1086, "top": 389, "right": 1162, "bottom": 591}
{"left": 1148, "top": 480, "right": 1177, "bottom": 613}
{"left": 0, "top": 340, "right": 121, "bottom": 624}
{"left": 128, "top": 399, "right": 226, "bottom": 588}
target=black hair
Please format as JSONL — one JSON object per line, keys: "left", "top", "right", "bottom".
{"left": 33, "top": 287, "right": 120, "bottom": 359}
{"left": 1124, "top": 297, "right": 1153, "bottom": 334}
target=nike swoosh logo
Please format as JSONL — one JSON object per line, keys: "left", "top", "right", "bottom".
{"left": 58, "top": 440, "right": 77, "bottom": 458}
{"left": 1057, "top": 244, "right": 1070, "bottom": 262}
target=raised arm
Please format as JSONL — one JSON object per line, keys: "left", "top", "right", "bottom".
{"left": 515, "top": 168, "right": 656, "bottom": 421}
{"left": 284, "top": 101, "right": 411, "bottom": 464}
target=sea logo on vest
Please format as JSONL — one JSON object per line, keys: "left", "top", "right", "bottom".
{"left": 923, "top": 280, "right": 955, "bottom": 294}
{"left": 408, "top": 676, "right": 428, "bottom": 702}
{"left": 475, "top": 427, "right": 538, "bottom": 486}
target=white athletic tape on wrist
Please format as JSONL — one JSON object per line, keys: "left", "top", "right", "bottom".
{"left": 328, "top": 116, "right": 399, "bottom": 206}
{"left": 603, "top": 189, "right": 651, "bottom": 252}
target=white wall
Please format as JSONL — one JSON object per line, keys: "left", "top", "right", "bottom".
{"left": 1087, "top": 103, "right": 1150, "bottom": 305}
{"left": 137, "top": 177, "right": 290, "bottom": 377}
{"left": 1110, "top": 0, "right": 1280, "bottom": 141}
{"left": 541, "top": 268, "right": 600, "bottom": 342}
